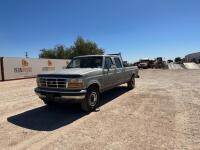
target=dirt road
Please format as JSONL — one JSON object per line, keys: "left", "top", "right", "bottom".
{"left": 0, "top": 70, "right": 200, "bottom": 150}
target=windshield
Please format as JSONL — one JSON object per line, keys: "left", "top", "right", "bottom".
{"left": 67, "top": 56, "right": 103, "bottom": 68}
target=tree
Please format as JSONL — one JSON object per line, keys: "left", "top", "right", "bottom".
{"left": 39, "top": 45, "right": 67, "bottom": 59}
{"left": 39, "top": 48, "right": 56, "bottom": 59}
{"left": 39, "top": 37, "right": 105, "bottom": 59}
{"left": 68, "top": 36, "right": 104, "bottom": 58}
{"left": 54, "top": 45, "right": 67, "bottom": 59}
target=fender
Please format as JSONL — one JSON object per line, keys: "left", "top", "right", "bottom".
{"left": 86, "top": 79, "right": 102, "bottom": 93}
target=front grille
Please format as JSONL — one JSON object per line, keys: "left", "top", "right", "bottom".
{"left": 37, "top": 77, "right": 67, "bottom": 88}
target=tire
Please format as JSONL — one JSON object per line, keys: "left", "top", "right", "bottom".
{"left": 81, "top": 86, "right": 100, "bottom": 112}
{"left": 41, "top": 98, "right": 55, "bottom": 106}
{"left": 127, "top": 75, "right": 135, "bottom": 90}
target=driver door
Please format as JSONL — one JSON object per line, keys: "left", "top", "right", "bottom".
{"left": 103, "top": 57, "right": 116, "bottom": 90}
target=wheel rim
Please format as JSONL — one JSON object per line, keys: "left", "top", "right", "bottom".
{"left": 89, "top": 92, "right": 98, "bottom": 107}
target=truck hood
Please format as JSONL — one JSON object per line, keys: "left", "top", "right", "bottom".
{"left": 39, "top": 68, "right": 101, "bottom": 76}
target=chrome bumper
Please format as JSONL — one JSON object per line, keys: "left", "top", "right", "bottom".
{"left": 35, "top": 88, "right": 87, "bottom": 100}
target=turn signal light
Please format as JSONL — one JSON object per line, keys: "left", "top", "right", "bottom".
{"left": 68, "top": 82, "right": 84, "bottom": 88}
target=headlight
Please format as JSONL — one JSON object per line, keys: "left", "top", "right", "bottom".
{"left": 67, "top": 79, "right": 84, "bottom": 88}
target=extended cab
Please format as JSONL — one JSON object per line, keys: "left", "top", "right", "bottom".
{"left": 35, "top": 54, "right": 139, "bottom": 112}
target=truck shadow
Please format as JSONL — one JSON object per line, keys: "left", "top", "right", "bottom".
{"left": 7, "top": 86, "right": 129, "bottom": 131}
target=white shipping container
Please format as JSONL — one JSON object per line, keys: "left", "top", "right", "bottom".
{"left": 0, "top": 58, "right": 2, "bottom": 81}
{"left": 2, "top": 57, "right": 70, "bottom": 80}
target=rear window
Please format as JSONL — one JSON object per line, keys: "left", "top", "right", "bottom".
{"left": 104, "top": 57, "right": 114, "bottom": 69}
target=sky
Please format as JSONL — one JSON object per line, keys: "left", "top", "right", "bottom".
{"left": 0, "top": 0, "right": 200, "bottom": 62}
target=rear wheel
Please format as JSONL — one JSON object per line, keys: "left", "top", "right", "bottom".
{"left": 81, "top": 86, "right": 100, "bottom": 112}
{"left": 127, "top": 75, "right": 135, "bottom": 90}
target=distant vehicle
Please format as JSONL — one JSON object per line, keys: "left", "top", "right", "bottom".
{"left": 35, "top": 54, "right": 139, "bottom": 112}
{"left": 133, "top": 61, "right": 140, "bottom": 66}
{"left": 167, "top": 60, "right": 173, "bottom": 63}
{"left": 153, "top": 57, "right": 166, "bottom": 68}
{"left": 138, "top": 58, "right": 150, "bottom": 69}
{"left": 174, "top": 57, "right": 183, "bottom": 64}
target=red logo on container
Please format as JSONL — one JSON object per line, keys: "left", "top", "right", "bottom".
{"left": 48, "top": 60, "right": 53, "bottom": 66}
{"left": 22, "top": 59, "right": 29, "bottom": 67}
{"left": 14, "top": 59, "right": 32, "bottom": 73}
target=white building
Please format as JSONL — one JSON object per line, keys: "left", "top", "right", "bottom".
{"left": 185, "top": 52, "right": 200, "bottom": 63}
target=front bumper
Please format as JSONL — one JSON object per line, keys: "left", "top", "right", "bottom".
{"left": 34, "top": 87, "right": 87, "bottom": 101}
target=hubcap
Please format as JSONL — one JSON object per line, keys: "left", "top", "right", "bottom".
{"left": 89, "top": 92, "right": 98, "bottom": 107}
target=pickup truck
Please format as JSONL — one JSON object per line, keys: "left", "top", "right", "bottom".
{"left": 35, "top": 54, "right": 139, "bottom": 112}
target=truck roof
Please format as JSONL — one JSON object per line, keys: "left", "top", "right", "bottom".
{"left": 74, "top": 55, "right": 121, "bottom": 58}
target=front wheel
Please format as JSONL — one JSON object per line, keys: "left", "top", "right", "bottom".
{"left": 81, "top": 86, "right": 100, "bottom": 112}
{"left": 41, "top": 97, "right": 55, "bottom": 106}
{"left": 127, "top": 75, "right": 135, "bottom": 90}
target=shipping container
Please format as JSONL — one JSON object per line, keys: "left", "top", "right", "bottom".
{"left": 0, "top": 57, "right": 70, "bottom": 81}
{"left": 0, "top": 57, "right": 2, "bottom": 81}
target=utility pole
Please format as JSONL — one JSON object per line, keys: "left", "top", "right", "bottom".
{"left": 25, "top": 51, "right": 29, "bottom": 58}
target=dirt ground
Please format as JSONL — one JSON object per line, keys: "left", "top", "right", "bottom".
{"left": 0, "top": 69, "right": 200, "bottom": 150}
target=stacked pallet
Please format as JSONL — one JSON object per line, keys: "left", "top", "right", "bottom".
{"left": 168, "top": 62, "right": 200, "bottom": 70}
{"left": 167, "top": 63, "right": 184, "bottom": 70}
{"left": 183, "top": 63, "right": 200, "bottom": 69}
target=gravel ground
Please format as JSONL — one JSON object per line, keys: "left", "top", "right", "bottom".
{"left": 0, "top": 69, "right": 200, "bottom": 150}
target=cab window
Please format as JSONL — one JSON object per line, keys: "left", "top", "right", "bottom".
{"left": 104, "top": 57, "right": 113, "bottom": 69}
{"left": 114, "top": 57, "right": 122, "bottom": 68}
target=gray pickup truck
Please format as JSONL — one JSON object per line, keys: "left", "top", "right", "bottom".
{"left": 35, "top": 54, "right": 139, "bottom": 112}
